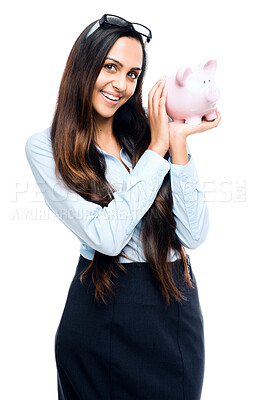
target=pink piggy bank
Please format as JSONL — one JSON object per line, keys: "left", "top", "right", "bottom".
{"left": 165, "top": 59, "right": 220, "bottom": 124}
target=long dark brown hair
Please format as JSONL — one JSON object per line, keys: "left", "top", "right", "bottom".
{"left": 50, "top": 20, "right": 193, "bottom": 307}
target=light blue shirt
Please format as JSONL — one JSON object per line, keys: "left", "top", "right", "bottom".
{"left": 25, "top": 127, "right": 209, "bottom": 263}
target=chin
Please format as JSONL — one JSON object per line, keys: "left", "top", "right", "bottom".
{"left": 94, "top": 109, "right": 116, "bottom": 120}
{"left": 94, "top": 103, "right": 124, "bottom": 120}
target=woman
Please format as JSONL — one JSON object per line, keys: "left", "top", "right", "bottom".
{"left": 25, "top": 14, "right": 220, "bottom": 400}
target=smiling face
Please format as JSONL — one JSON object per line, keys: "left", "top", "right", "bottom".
{"left": 92, "top": 36, "right": 143, "bottom": 123}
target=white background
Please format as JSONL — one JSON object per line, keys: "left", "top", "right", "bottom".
{"left": 2, "top": 0, "right": 258, "bottom": 398}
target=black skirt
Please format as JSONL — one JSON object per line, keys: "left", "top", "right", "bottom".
{"left": 55, "top": 255, "right": 205, "bottom": 400}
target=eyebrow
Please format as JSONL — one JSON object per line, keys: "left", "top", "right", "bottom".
{"left": 105, "top": 57, "right": 142, "bottom": 70}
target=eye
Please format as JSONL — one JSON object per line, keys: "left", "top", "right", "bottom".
{"left": 104, "top": 63, "right": 116, "bottom": 71}
{"left": 128, "top": 71, "right": 139, "bottom": 80}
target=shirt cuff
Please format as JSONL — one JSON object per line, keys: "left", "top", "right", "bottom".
{"left": 169, "top": 154, "right": 200, "bottom": 194}
{"left": 132, "top": 149, "right": 170, "bottom": 179}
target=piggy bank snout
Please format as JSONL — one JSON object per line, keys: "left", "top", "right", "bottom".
{"left": 205, "top": 86, "right": 220, "bottom": 103}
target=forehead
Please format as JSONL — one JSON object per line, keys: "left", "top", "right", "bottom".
{"left": 106, "top": 37, "right": 143, "bottom": 68}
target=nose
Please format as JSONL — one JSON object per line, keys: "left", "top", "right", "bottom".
{"left": 205, "top": 85, "right": 220, "bottom": 103}
{"left": 112, "top": 73, "right": 127, "bottom": 92}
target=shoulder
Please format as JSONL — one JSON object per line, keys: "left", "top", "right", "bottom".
{"left": 25, "top": 127, "right": 52, "bottom": 160}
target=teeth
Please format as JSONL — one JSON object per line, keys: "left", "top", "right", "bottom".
{"left": 101, "top": 91, "right": 120, "bottom": 101}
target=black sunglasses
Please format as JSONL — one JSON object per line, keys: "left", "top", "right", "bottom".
{"left": 85, "top": 14, "right": 152, "bottom": 44}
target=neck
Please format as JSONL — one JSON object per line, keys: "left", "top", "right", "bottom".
{"left": 95, "top": 116, "right": 117, "bottom": 146}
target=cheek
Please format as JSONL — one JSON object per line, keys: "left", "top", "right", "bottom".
{"left": 94, "top": 69, "right": 107, "bottom": 91}
{"left": 94, "top": 77, "right": 103, "bottom": 92}
{"left": 127, "top": 82, "right": 138, "bottom": 98}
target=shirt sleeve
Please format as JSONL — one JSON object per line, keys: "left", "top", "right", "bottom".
{"left": 25, "top": 129, "right": 170, "bottom": 256}
{"left": 168, "top": 149, "right": 209, "bottom": 249}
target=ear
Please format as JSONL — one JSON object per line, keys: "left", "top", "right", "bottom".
{"left": 199, "top": 59, "right": 217, "bottom": 75}
{"left": 175, "top": 67, "right": 193, "bottom": 86}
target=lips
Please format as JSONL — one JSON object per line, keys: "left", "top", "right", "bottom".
{"left": 100, "top": 90, "right": 122, "bottom": 104}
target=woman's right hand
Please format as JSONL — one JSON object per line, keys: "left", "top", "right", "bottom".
{"left": 147, "top": 78, "right": 170, "bottom": 157}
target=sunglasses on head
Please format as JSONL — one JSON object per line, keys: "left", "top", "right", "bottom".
{"left": 85, "top": 14, "right": 152, "bottom": 44}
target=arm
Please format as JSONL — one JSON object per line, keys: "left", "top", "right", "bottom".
{"left": 145, "top": 78, "right": 221, "bottom": 249}
{"left": 168, "top": 149, "right": 209, "bottom": 249}
{"left": 168, "top": 113, "right": 221, "bottom": 248}
{"left": 25, "top": 128, "right": 170, "bottom": 256}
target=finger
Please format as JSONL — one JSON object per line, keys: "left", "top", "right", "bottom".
{"left": 159, "top": 86, "right": 167, "bottom": 106}
{"left": 207, "top": 112, "right": 221, "bottom": 127}
{"left": 202, "top": 112, "right": 221, "bottom": 124}
{"left": 159, "top": 87, "right": 168, "bottom": 120}
{"left": 199, "top": 114, "right": 221, "bottom": 132}
{"left": 152, "top": 80, "right": 166, "bottom": 115}
{"left": 148, "top": 80, "right": 161, "bottom": 114}
{"left": 148, "top": 78, "right": 164, "bottom": 99}
{"left": 148, "top": 79, "right": 164, "bottom": 109}
{"left": 183, "top": 113, "right": 221, "bottom": 136}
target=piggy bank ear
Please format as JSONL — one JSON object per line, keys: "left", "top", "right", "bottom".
{"left": 175, "top": 67, "right": 192, "bottom": 86}
{"left": 199, "top": 59, "right": 217, "bottom": 75}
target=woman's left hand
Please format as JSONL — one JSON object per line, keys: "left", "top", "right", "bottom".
{"left": 169, "top": 112, "right": 221, "bottom": 141}
{"left": 168, "top": 112, "right": 221, "bottom": 165}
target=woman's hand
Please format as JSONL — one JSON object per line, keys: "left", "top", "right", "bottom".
{"left": 169, "top": 111, "right": 221, "bottom": 165}
{"left": 147, "top": 78, "right": 170, "bottom": 157}
{"left": 169, "top": 111, "right": 221, "bottom": 141}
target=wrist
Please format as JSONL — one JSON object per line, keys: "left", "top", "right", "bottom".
{"left": 170, "top": 130, "right": 187, "bottom": 143}
{"left": 147, "top": 145, "right": 167, "bottom": 158}
{"left": 169, "top": 133, "right": 189, "bottom": 166}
